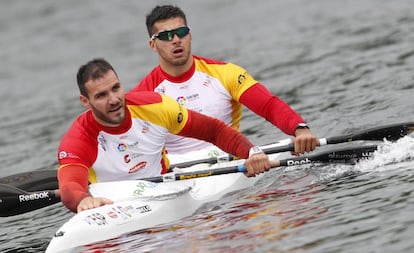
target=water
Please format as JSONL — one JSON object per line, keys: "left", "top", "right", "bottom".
{"left": 0, "top": 0, "right": 413, "bottom": 252}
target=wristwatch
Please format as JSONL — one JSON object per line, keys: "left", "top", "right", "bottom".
{"left": 249, "top": 146, "right": 263, "bottom": 157}
{"left": 295, "top": 123, "right": 309, "bottom": 130}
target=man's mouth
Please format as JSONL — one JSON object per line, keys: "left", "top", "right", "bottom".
{"left": 109, "top": 105, "right": 122, "bottom": 113}
{"left": 173, "top": 48, "right": 184, "bottom": 56}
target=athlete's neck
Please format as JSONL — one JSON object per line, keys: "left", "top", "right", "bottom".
{"left": 159, "top": 57, "right": 195, "bottom": 83}
{"left": 160, "top": 55, "right": 194, "bottom": 77}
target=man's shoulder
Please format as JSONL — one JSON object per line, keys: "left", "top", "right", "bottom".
{"left": 194, "top": 55, "right": 227, "bottom": 65}
{"left": 133, "top": 66, "right": 164, "bottom": 91}
{"left": 126, "top": 91, "right": 163, "bottom": 106}
{"left": 65, "top": 111, "right": 97, "bottom": 138}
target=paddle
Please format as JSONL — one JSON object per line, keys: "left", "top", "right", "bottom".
{"left": 170, "top": 121, "right": 414, "bottom": 168}
{"left": 1, "top": 121, "right": 412, "bottom": 217}
{"left": 144, "top": 143, "right": 379, "bottom": 182}
{"left": 0, "top": 184, "right": 60, "bottom": 217}
{"left": 0, "top": 169, "right": 58, "bottom": 191}
{"left": 2, "top": 121, "right": 412, "bottom": 192}
{"left": 0, "top": 143, "right": 379, "bottom": 217}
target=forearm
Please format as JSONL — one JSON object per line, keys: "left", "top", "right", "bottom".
{"left": 58, "top": 165, "right": 91, "bottom": 213}
{"left": 240, "top": 83, "right": 305, "bottom": 135}
{"left": 178, "top": 111, "right": 254, "bottom": 158}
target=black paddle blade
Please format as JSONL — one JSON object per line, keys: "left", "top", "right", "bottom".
{"left": 0, "top": 184, "right": 60, "bottom": 217}
{"left": 0, "top": 169, "right": 57, "bottom": 192}
{"left": 327, "top": 122, "right": 414, "bottom": 144}
{"left": 279, "top": 144, "right": 379, "bottom": 167}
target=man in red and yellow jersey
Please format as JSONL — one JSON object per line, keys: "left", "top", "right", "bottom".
{"left": 58, "top": 58, "right": 270, "bottom": 213}
{"left": 131, "top": 5, "right": 318, "bottom": 155}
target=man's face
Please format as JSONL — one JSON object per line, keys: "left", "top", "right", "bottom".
{"left": 80, "top": 70, "right": 126, "bottom": 127}
{"left": 149, "top": 17, "right": 192, "bottom": 69}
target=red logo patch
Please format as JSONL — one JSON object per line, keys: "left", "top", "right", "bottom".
{"left": 129, "top": 161, "right": 147, "bottom": 174}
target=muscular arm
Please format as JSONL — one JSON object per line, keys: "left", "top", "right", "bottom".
{"left": 178, "top": 110, "right": 254, "bottom": 159}
{"left": 58, "top": 164, "right": 91, "bottom": 213}
{"left": 239, "top": 83, "right": 305, "bottom": 136}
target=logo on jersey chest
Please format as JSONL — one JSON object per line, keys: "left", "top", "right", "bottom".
{"left": 98, "top": 135, "right": 107, "bottom": 151}
{"left": 176, "top": 93, "right": 199, "bottom": 106}
{"left": 128, "top": 161, "right": 147, "bottom": 173}
{"left": 117, "top": 141, "right": 140, "bottom": 152}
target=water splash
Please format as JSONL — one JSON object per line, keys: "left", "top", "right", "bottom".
{"left": 354, "top": 134, "right": 414, "bottom": 172}
{"left": 299, "top": 134, "right": 414, "bottom": 182}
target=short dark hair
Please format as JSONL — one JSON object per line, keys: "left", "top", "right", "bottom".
{"left": 76, "top": 58, "right": 117, "bottom": 98}
{"left": 146, "top": 5, "right": 187, "bottom": 37}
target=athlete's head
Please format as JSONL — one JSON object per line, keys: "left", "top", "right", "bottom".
{"left": 145, "top": 5, "right": 187, "bottom": 37}
{"left": 77, "top": 58, "right": 126, "bottom": 127}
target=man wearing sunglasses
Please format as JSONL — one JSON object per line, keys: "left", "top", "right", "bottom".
{"left": 131, "top": 5, "right": 318, "bottom": 156}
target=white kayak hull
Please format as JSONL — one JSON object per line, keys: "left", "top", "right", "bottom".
{"left": 46, "top": 173, "right": 258, "bottom": 252}
{"left": 46, "top": 140, "right": 292, "bottom": 252}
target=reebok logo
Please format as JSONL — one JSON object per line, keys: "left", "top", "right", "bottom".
{"left": 286, "top": 158, "right": 311, "bottom": 166}
{"left": 19, "top": 192, "right": 49, "bottom": 202}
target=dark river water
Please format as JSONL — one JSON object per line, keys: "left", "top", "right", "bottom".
{"left": 1, "top": 0, "right": 414, "bottom": 252}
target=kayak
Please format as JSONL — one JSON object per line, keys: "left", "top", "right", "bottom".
{"left": 44, "top": 118, "right": 414, "bottom": 253}
{"left": 0, "top": 122, "right": 410, "bottom": 251}
{"left": 45, "top": 140, "right": 292, "bottom": 253}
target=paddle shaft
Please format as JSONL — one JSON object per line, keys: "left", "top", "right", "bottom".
{"left": 170, "top": 122, "right": 414, "bottom": 168}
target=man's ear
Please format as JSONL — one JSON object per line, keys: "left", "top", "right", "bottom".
{"left": 80, "top": 95, "right": 89, "bottom": 108}
{"left": 149, "top": 39, "right": 157, "bottom": 52}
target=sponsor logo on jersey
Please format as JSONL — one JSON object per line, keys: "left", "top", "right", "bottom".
{"left": 177, "top": 112, "right": 183, "bottom": 123}
{"left": 129, "top": 161, "right": 147, "bottom": 174}
{"left": 141, "top": 121, "right": 151, "bottom": 133}
{"left": 117, "top": 141, "right": 140, "bottom": 152}
{"left": 155, "top": 85, "right": 166, "bottom": 94}
{"left": 186, "top": 93, "right": 199, "bottom": 102}
{"left": 202, "top": 76, "right": 212, "bottom": 87}
{"left": 58, "top": 151, "right": 80, "bottom": 160}
{"left": 124, "top": 153, "right": 144, "bottom": 163}
{"left": 117, "top": 143, "right": 128, "bottom": 152}
{"left": 176, "top": 96, "right": 187, "bottom": 106}
{"left": 98, "top": 135, "right": 107, "bottom": 151}
{"left": 58, "top": 151, "right": 67, "bottom": 159}
{"left": 238, "top": 72, "right": 248, "bottom": 85}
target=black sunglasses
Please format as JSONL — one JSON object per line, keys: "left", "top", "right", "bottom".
{"left": 151, "top": 27, "right": 190, "bottom": 41}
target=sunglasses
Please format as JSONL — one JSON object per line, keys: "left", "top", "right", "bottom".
{"left": 150, "top": 27, "right": 190, "bottom": 41}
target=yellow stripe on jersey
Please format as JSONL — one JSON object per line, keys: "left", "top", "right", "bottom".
{"left": 194, "top": 59, "right": 258, "bottom": 101}
{"left": 128, "top": 94, "right": 189, "bottom": 135}
{"left": 194, "top": 58, "right": 258, "bottom": 130}
{"left": 88, "top": 168, "right": 98, "bottom": 183}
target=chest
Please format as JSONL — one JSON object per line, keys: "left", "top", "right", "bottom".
{"left": 155, "top": 73, "right": 231, "bottom": 113}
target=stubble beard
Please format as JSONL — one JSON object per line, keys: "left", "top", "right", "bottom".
{"left": 170, "top": 49, "right": 191, "bottom": 67}
{"left": 91, "top": 101, "right": 126, "bottom": 127}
